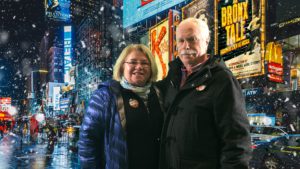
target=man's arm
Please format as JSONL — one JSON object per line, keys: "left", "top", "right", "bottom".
{"left": 214, "top": 76, "right": 251, "bottom": 169}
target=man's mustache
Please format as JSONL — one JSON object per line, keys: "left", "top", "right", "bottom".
{"left": 180, "top": 50, "right": 197, "bottom": 56}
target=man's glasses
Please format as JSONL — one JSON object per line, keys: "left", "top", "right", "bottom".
{"left": 124, "top": 61, "right": 150, "bottom": 67}
{"left": 177, "top": 36, "right": 199, "bottom": 45}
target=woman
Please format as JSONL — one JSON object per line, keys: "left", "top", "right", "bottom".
{"left": 78, "top": 44, "right": 164, "bottom": 169}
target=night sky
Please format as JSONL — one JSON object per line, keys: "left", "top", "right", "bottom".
{"left": 0, "top": 0, "right": 46, "bottom": 103}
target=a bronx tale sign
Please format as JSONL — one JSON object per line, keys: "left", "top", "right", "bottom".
{"left": 217, "top": 0, "right": 264, "bottom": 78}
{"left": 218, "top": 0, "right": 251, "bottom": 60}
{"left": 150, "top": 19, "right": 169, "bottom": 80}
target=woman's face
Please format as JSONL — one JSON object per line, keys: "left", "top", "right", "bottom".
{"left": 123, "top": 50, "right": 151, "bottom": 87}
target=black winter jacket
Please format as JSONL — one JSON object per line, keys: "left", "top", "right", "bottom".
{"left": 157, "top": 56, "right": 251, "bottom": 169}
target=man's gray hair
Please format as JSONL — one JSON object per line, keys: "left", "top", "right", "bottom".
{"left": 181, "top": 17, "right": 210, "bottom": 44}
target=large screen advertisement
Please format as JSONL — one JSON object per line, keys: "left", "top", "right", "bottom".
{"left": 168, "top": 9, "right": 181, "bottom": 61}
{"left": 53, "top": 86, "right": 60, "bottom": 111}
{"left": 182, "top": 0, "right": 214, "bottom": 28}
{"left": 216, "top": 0, "right": 264, "bottom": 79}
{"left": 64, "top": 26, "right": 72, "bottom": 84}
{"left": 149, "top": 19, "right": 169, "bottom": 80}
{"left": 0, "top": 97, "right": 11, "bottom": 111}
{"left": 266, "top": 0, "right": 300, "bottom": 42}
{"left": 123, "top": 0, "right": 185, "bottom": 28}
{"left": 45, "top": 0, "right": 70, "bottom": 21}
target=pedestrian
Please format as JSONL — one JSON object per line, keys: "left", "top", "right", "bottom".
{"left": 78, "top": 44, "right": 164, "bottom": 169}
{"left": 157, "top": 18, "right": 251, "bottom": 169}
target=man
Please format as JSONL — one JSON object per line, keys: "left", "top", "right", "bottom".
{"left": 158, "top": 18, "right": 251, "bottom": 169}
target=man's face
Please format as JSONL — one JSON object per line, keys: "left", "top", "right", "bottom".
{"left": 176, "top": 22, "right": 208, "bottom": 67}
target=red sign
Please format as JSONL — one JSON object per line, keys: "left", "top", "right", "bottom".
{"left": 268, "top": 74, "right": 283, "bottom": 83}
{"left": 150, "top": 21, "right": 168, "bottom": 79}
{"left": 141, "top": 0, "right": 154, "bottom": 6}
{"left": 0, "top": 97, "right": 11, "bottom": 111}
{"left": 0, "top": 97, "right": 11, "bottom": 104}
{"left": 268, "top": 62, "right": 283, "bottom": 76}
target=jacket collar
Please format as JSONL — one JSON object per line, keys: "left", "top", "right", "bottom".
{"left": 168, "top": 55, "right": 227, "bottom": 90}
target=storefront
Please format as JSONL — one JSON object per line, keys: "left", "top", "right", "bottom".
{"left": 0, "top": 111, "right": 15, "bottom": 133}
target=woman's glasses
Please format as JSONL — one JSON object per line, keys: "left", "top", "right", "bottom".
{"left": 124, "top": 61, "right": 150, "bottom": 67}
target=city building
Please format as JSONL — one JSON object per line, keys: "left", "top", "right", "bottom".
{"left": 73, "top": 0, "right": 123, "bottom": 112}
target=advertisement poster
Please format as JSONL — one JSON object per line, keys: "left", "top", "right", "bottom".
{"left": 64, "top": 26, "right": 73, "bottom": 84}
{"left": 168, "top": 9, "right": 181, "bottom": 60}
{"left": 216, "top": 0, "right": 264, "bottom": 79}
{"left": 182, "top": 0, "right": 214, "bottom": 28}
{"left": 0, "top": 97, "right": 11, "bottom": 111}
{"left": 149, "top": 19, "right": 169, "bottom": 80}
{"left": 123, "top": 0, "right": 185, "bottom": 28}
{"left": 45, "top": 0, "right": 70, "bottom": 21}
{"left": 53, "top": 86, "right": 61, "bottom": 111}
{"left": 265, "top": 42, "right": 284, "bottom": 83}
{"left": 266, "top": 0, "right": 300, "bottom": 42}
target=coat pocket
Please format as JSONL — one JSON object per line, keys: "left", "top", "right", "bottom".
{"left": 179, "top": 157, "right": 217, "bottom": 169}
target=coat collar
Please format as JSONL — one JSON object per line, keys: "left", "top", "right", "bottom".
{"left": 168, "top": 55, "right": 227, "bottom": 90}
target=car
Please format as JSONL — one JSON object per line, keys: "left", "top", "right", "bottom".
{"left": 250, "top": 134, "right": 300, "bottom": 169}
{"left": 250, "top": 125, "right": 288, "bottom": 147}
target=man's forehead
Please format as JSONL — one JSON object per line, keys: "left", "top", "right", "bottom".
{"left": 177, "top": 26, "right": 199, "bottom": 37}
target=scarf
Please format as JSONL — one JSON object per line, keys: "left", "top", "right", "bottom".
{"left": 120, "top": 77, "right": 151, "bottom": 101}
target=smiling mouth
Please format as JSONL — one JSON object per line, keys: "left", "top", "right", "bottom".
{"left": 133, "top": 72, "right": 144, "bottom": 75}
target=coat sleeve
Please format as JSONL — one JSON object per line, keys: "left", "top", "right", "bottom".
{"left": 78, "top": 89, "right": 109, "bottom": 169}
{"left": 213, "top": 75, "right": 252, "bottom": 169}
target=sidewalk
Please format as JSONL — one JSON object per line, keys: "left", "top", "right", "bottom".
{"left": 0, "top": 132, "right": 81, "bottom": 168}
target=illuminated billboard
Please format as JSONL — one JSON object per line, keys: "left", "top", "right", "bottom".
{"left": 123, "top": 0, "right": 185, "bottom": 28}
{"left": 0, "top": 97, "right": 11, "bottom": 111}
{"left": 266, "top": 0, "right": 300, "bottom": 42}
{"left": 64, "top": 26, "right": 73, "bottom": 84}
{"left": 45, "top": 0, "right": 70, "bottom": 21}
{"left": 149, "top": 19, "right": 169, "bottom": 80}
{"left": 216, "top": 0, "right": 265, "bottom": 79}
{"left": 168, "top": 9, "right": 181, "bottom": 60}
{"left": 182, "top": 0, "right": 214, "bottom": 28}
{"left": 53, "top": 86, "right": 61, "bottom": 111}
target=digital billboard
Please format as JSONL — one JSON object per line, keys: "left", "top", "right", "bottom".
{"left": 45, "top": 0, "right": 70, "bottom": 21}
{"left": 0, "top": 97, "right": 11, "bottom": 111}
{"left": 123, "top": 0, "right": 186, "bottom": 28}
{"left": 64, "top": 26, "right": 73, "bottom": 84}
{"left": 216, "top": 0, "right": 264, "bottom": 79}
{"left": 168, "top": 9, "right": 181, "bottom": 60}
{"left": 266, "top": 0, "right": 300, "bottom": 42}
{"left": 182, "top": 0, "right": 214, "bottom": 28}
{"left": 53, "top": 86, "right": 60, "bottom": 111}
{"left": 149, "top": 19, "right": 169, "bottom": 80}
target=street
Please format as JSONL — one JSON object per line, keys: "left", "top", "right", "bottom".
{"left": 0, "top": 132, "right": 80, "bottom": 169}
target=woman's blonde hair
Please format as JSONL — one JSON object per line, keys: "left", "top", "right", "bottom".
{"left": 113, "top": 44, "right": 158, "bottom": 82}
